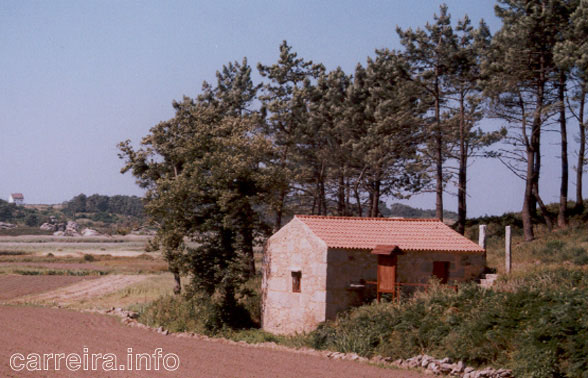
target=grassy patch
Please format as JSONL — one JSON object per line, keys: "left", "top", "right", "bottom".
{"left": 309, "top": 268, "right": 588, "bottom": 377}
{"left": 72, "top": 273, "right": 175, "bottom": 311}
{"left": 11, "top": 269, "right": 109, "bottom": 276}
{"left": 0, "top": 251, "right": 29, "bottom": 256}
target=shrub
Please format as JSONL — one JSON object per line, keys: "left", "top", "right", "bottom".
{"left": 139, "top": 291, "right": 255, "bottom": 336}
{"left": 83, "top": 254, "right": 95, "bottom": 262}
{"left": 308, "top": 269, "right": 588, "bottom": 376}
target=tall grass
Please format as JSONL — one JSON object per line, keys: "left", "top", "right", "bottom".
{"left": 309, "top": 268, "right": 588, "bottom": 377}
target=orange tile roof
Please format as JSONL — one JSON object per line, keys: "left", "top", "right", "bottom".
{"left": 295, "top": 215, "right": 484, "bottom": 254}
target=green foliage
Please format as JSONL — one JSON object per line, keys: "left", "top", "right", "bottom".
{"left": 14, "top": 269, "right": 107, "bottom": 276}
{"left": 63, "top": 194, "right": 144, "bottom": 219}
{"left": 0, "top": 200, "right": 61, "bottom": 227}
{"left": 139, "top": 292, "right": 254, "bottom": 336}
{"left": 382, "top": 202, "right": 458, "bottom": 220}
{"left": 83, "top": 254, "right": 95, "bottom": 262}
{"left": 24, "top": 213, "right": 39, "bottom": 227}
{"left": 309, "top": 269, "right": 588, "bottom": 376}
{"left": 529, "top": 240, "right": 588, "bottom": 266}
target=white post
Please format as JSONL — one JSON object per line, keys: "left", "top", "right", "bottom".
{"left": 478, "top": 225, "right": 487, "bottom": 249}
{"left": 505, "top": 226, "right": 512, "bottom": 273}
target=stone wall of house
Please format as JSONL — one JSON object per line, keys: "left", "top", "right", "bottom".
{"left": 325, "top": 248, "right": 377, "bottom": 320}
{"left": 324, "top": 251, "right": 485, "bottom": 318}
{"left": 397, "top": 252, "right": 486, "bottom": 284}
{"left": 261, "top": 219, "right": 328, "bottom": 335}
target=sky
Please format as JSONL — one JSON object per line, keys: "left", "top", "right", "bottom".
{"left": 0, "top": 0, "right": 577, "bottom": 217}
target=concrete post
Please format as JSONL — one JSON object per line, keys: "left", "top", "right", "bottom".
{"left": 505, "top": 226, "right": 512, "bottom": 273}
{"left": 478, "top": 225, "right": 487, "bottom": 249}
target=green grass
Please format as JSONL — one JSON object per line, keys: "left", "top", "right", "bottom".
{"left": 9, "top": 268, "right": 109, "bottom": 276}
{"left": 309, "top": 268, "right": 588, "bottom": 377}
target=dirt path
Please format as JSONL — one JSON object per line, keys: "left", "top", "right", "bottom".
{"left": 8, "top": 275, "right": 149, "bottom": 305}
{"left": 0, "top": 275, "right": 97, "bottom": 302}
{"left": 0, "top": 306, "right": 426, "bottom": 377}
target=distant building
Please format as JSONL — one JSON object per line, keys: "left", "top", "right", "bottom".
{"left": 8, "top": 193, "right": 24, "bottom": 205}
{"left": 262, "top": 215, "right": 486, "bottom": 335}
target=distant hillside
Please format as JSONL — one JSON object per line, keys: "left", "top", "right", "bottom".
{"left": 380, "top": 202, "right": 458, "bottom": 220}
{"left": 0, "top": 194, "right": 146, "bottom": 235}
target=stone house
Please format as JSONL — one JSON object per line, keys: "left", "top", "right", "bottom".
{"left": 261, "top": 215, "right": 486, "bottom": 335}
{"left": 8, "top": 193, "right": 24, "bottom": 205}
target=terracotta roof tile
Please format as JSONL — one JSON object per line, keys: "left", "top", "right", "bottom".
{"left": 295, "top": 215, "right": 484, "bottom": 254}
{"left": 10, "top": 193, "right": 24, "bottom": 199}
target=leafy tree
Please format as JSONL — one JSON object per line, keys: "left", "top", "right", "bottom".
{"left": 119, "top": 59, "right": 270, "bottom": 303}
{"left": 555, "top": 0, "right": 588, "bottom": 212}
{"left": 448, "top": 16, "right": 505, "bottom": 234}
{"left": 257, "top": 41, "right": 324, "bottom": 229}
{"left": 354, "top": 51, "right": 429, "bottom": 217}
{"left": 485, "top": 0, "right": 563, "bottom": 240}
{"left": 397, "top": 4, "right": 458, "bottom": 221}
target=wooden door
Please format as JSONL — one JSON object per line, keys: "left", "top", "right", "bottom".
{"left": 377, "top": 255, "right": 397, "bottom": 297}
{"left": 432, "top": 261, "right": 450, "bottom": 284}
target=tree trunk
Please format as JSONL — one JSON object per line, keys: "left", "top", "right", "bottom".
{"left": 319, "top": 164, "right": 327, "bottom": 215}
{"left": 353, "top": 166, "right": 367, "bottom": 217}
{"left": 522, "top": 77, "right": 545, "bottom": 241}
{"left": 575, "top": 86, "right": 586, "bottom": 213}
{"left": 274, "top": 188, "right": 285, "bottom": 232}
{"left": 433, "top": 80, "right": 444, "bottom": 221}
{"left": 354, "top": 188, "right": 362, "bottom": 217}
{"left": 522, "top": 147, "right": 536, "bottom": 241}
{"left": 370, "top": 175, "right": 381, "bottom": 218}
{"left": 533, "top": 184, "right": 553, "bottom": 232}
{"left": 337, "top": 167, "right": 346, "bottom": 216}
{"left": 241, "top": 216, "right": 256, "bottom": 278}
{"left": 173, "top": 270, "right": 181, "bottom": 295}
{"left": 456, "top": 90, "right": 467, "bottom": 235}
{"left": 558, "top": 72, "right": 568, "bottom": 228}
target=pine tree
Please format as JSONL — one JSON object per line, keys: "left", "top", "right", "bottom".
{"left": 257, "top": 41, "right": 324, "bottom": 229}
{"left": 555, "top": 0, "right": 588, "bottom": 212}
{"left": 449, "top": 16, "right": 505, "bottom": 234}
{"left": 353, "top": 52, "right": 429, "bottom": 217}
{"left": 397, "top": 4, "right": 458, "bottom": 221}
{"left": 486, "top": 0, "right": 566, "bottom": 240}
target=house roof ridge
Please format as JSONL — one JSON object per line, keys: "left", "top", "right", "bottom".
{"left": 294, "top": 215, "right": 441, "bottom": 222}
{"left": 293, "top": 214, "right": 484, "bottom": 254}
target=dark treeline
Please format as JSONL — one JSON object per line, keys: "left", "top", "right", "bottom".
{"left": 63, "top": 194, "right": 144, "bottom": 218}
{"left": 119, "top": 1, "right": 588, "bottom": 298}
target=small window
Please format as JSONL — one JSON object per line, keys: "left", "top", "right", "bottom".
{"left": 291, "top": 271, "right": 301, "bottom": 293}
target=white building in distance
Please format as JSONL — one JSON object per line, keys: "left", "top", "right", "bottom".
{"left": 8, "top": 193, "right": 24, "bottom": 205}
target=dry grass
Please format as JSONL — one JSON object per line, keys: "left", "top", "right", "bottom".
{"left": 477, "top": 221, "right": 588, "bottom": 274}
{"left": 70, "top": 273, "right": 176, "bottom": 311}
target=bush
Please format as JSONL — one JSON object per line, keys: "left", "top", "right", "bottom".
{"left": 83, "top": 254, "right": 95, "bottom": 262}
{"left": 308, "top": 269, "right": 588, "bottom": 376}
{"left": 531, "top": 240, "right": 588, "bottom": 266}
{"left": 139, "top": 291, "right": 255, "bottom": 336}
{"left": 24, "top": 213, "right": 39, "bottom": 227}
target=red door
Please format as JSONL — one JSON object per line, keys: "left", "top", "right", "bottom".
{"left": 377, "top": 255, "right": 397, "bottom": 300}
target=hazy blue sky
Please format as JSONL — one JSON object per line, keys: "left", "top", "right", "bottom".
{"left": 0, "top": 1, "right": 574, "bottom": 217}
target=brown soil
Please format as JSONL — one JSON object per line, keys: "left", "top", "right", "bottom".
{"left": 8, "top": 275, "right": 149, "bottom": 305}
{"left": 0, "top": 275, "right": 96, "bottom": 301}
{"left": 0, "top": 262, "right": 107, "bottom": 271}
{"left": 0, "top": 257, "right": 167, "bottom": 274}
{"left": 0, "top": 306, "right": 426, "bottom": 378}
